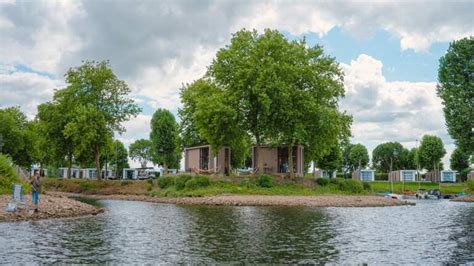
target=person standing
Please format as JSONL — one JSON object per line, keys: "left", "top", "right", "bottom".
{"left": 30, "top": 173, "right": 41, "bottom": 212}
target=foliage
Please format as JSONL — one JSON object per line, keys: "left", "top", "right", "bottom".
{"left": 337, "top": 179, "right": 364, "bottom": 194}
{"left": 257, "top": 175, "right": 273, "bottom": 188}
{"left": 0, "top": 153, "right": 20, "bottom": 194}
{"left": 468, "top": 180, "right": 474, "bottom": 192}
{"left": 459, "top": 168, "right": 472, "bottom": 182}
{"left": 315, "top": 178, "right": 330, "bottom": 186}
{"left": 0, "top": 107, "right": 37, "bottom": 167}
{"left": 437, "top": 37, "right": 474, "bottom": 152}
{"left": 181, "top": 29, "right": 351, "bottom": 178}
{"left": 372, "top": 142, "right": 405, "bottom": 173}
{"left": 419, "top": 135, "right": 446, "bottom": 171}
{"left": 175, "top": 175, "right": 193, "bottom": 190}
{"left": 400, "top": 148, "right": 418, "bottom": 170}
{"left": 157, "top": 176, "right": 176, "bottom": 189}
{"left": 59, "top": 60, "right": 140, "bottom": 179}
{"left": 108, "top": 140, "right": 129, "bottom": 179}
{"left": 362, "top": 182, "right": 372, "bottom": 191}
{"left": 185, "top": 176, "right": 211, "bottom": 190}
{"left": 369, "top": 181, "right": 468, "bottom": 195}
{"left": 150, "top": 109, "right": 181, "bottom": 171}
{"left": 341, "top": 143, "right": 370, "bottom": 177}
{"left": 450, "top": 147, "right": 470, "bottom": 172}
{"left": 129, "top": 139, "right": 153, "bottom": 168}
{"left": 317, "top": 145, "right": 342, "bottom": 172}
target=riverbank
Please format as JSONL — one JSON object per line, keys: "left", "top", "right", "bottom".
{"left": 451, "top": 196, "right": 474, "bottom": 202}
{"left": 0, "top": 194, "right": 103, "bottom": 223}
{"left": 47, "top": 191, "right": 414, "bottom": 207}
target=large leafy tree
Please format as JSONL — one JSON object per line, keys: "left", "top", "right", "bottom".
{"left": 400, "top": 148, "right": 417, "bottom": 170}
{"left": 340, "top": 143, "right": 369, "bottom": 177}
{"left": 182, "top": 29, "right": 351, "bottom": 178}
{"left": 60, "top": 60, "right": 140, "bottom": 179}
{"left": 129, "top": 139, "right": 153, "bottom": 168}
{"left": 419, "top": 135, "right": 446, "bottom": 172}
{"left": 108, "top": 140, "right": 129, "bottom": 178}
{"left": 316, "top": 145, "right": 343, "bottom": 173}
{"left": 450, "top": 147, "right": 470, "bottom": 172}
{"left": 150, "top": 109, "right": 181, "bottom": 173}
{"left": 372, "top": 142, "right": 405, "bottom": 173}
{"left": 437, "top": 37, "right": 474, "bottom": 152}
{"left": 0, "top": 107, "right": 36, "bottom": 167}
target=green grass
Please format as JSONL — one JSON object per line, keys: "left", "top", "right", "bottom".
{"left": 370, "top": 181, "right": 468, "bottom": 194}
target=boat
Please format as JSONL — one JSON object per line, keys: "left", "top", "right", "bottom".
{"left": 426, "top": 189, "right": 441, "bottom": 200}
{"left": 415, "top": 189, "right": 428, "bottom": 199}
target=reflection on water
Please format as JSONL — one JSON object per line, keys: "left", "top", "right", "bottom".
{"left": 0, "top": 199, "right": 472, "bottom": 264}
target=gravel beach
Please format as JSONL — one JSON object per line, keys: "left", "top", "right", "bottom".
{"left": 0, "top": 194, "right": 103, "bottom": 223}
{"left": 47, "top": 192, "right": 414, "bottom": 207}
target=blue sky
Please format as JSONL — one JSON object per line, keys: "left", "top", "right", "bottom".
{"left": 1, "top": 0, "right": 472, "bottom": 168}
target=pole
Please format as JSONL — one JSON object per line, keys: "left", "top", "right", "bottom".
{"left": 390, "top": 157, "right": 393, "bottom": 193}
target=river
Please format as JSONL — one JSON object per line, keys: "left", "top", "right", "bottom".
{"left": 0, "top": 199, "right": 472, "bottom": 264}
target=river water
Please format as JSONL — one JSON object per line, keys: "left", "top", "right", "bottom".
{"left": 0, "top": 199, "right": 472, "bottom": 264}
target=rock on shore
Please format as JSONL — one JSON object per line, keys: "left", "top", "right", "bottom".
{"left": 0, "top": 194, "right": 103, "bottom": 223}
{"left": 48, "top": 192, "right": 414, "bottom": 207}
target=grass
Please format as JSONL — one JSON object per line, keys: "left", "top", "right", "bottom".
{"left": 370, "top": 181, "right": 468, "bottom": 194}
{"left": 41, "top": 176, "right": 473, "bottom": 198}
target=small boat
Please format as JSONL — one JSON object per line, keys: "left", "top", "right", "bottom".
{"left": 426, "top": 189, "right": 441, "bottom": 200}
{"left": 415, "top": 189, "right": 428, "bottom": 199}
{"left": 385, "top": 193, "right": 403, "bottom": 200}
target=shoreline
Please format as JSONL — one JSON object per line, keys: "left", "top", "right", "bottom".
{"left": 0, "top": 194, "right": 103, "bottom": 223}
{"left": 47, "top": 191, "right": 415, "bottom": 207}
{"left": 451, "top": 196, "right": 474, "bottom": 202}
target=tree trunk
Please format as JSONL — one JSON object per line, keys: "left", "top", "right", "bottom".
{"left": 255, "top": 134, "right": 263, "bottom": 175}
{"left": 67, "top": 153, "right": 72, "bottom": 179}
{"left": 313, "top": 161, "right": 316, "bottom": 178}
{"left": 288, "top": 144, "right": 294, "bottom": 179}
{"left": 163, "top": 162, "right": 168, "bottom": 176}
{"left": 95, "top": 147, "right": 101, "bottom": 180}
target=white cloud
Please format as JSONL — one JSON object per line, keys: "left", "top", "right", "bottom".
{"left": 341, "top": 54, "right": 453, "bottom": 167}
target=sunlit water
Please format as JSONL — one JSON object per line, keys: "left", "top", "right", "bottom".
{"left": 0, "top": 199, "right": 472, "bottom": 264}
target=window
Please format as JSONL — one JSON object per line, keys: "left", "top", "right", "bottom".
{"left": 402, "top": 171, "right": 414, "bottom": 182}
{"left": 361, "top": 171, "right": 372, "bottom": 181}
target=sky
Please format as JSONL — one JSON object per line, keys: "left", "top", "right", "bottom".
{"left": 0, "top": 0, "right": 473, "bottom": 168}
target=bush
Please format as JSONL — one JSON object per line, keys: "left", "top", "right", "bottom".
{"left": 240, "top": 178, "right": 255, "bottom": 188}
{"left": 79, "top": 181, "right": 93, "bottom": 192}
{"left": 175, "top": 175, "right": 193, "bottom": 190}
{"left": 157, "top": 176, "right": 175, "bottom": 189}
{"left": 184, "top": 176, "right": 211, "bottom": 190}
{"left": 459, "top": 168, "right": 471, "bottom": 182}
{"left": 329, "top": 178, "right": 344, "bottom": 186}
{"left": 0, "top": 154, "right": 20, "bottom": 194}
{"left": 362, "top": 181, "right": 372, "bottom": 191}
{"left": 468, "top": 180, "right": 474, "bottom": 192}
{"left": 315, "top": 178, "right": 329, "bottom": 186}
{"left": 257, "top": 175, "right": 273, "bottom": 188}
{"left": 339, "top": 179, "right": 364, "bottom": 193}
{"left": 194, "top": 175, "right": 210, "bottom": 187}
{"left": 375, "top": 172, "right": 388, "bottom": 181}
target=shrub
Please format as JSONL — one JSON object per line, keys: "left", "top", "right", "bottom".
{"left": 315, "top": 178, "right": 330, "bottom": 186}
{"left": 375, "top": 172, "right": 388, "bottom": 181}
{"left": 79, "top": 181, "right": 93, "bottom": 192}
{"left": 0, "top": 154, "right": 20, "bottom": 194}
{"left": 468, "top": 180, "right": 474, "bottom": 192}
{"left": 184, "top": 176, "right": 211, "bottom": 190}
{"left": 175, "top": 175, "right": 193, "bottom": 190}
{"left": 329, "top": 178, "right": 343, "bottom": 186}
{"left": 195, "top": 175, "right": 210, "bottom": 187}
{"left": 157, "top": 176, "right": 175, "bottom": 189}
{"left": 339, "top": 179, "right": 364, "bottom": 194}
{"left": 257, "top": 175, "right": 273, "bottom": 188}
{"left": 459, "top": 168, "right": 471, "bottom": 182}
{"left": 240, "top": 178, "right": 255, "bottom": 188}
{"left": 362, "top": 181, "right": 372, "bottom": 191}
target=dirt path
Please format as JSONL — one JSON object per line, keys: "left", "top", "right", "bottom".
{"left": 0, "top": 194, "right": 103, "bottom": 223}
{"left": 47, "top": 192, "right": 415, "bottom": 207}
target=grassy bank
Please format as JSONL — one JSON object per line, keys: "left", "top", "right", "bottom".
{"left": 42, "top": 176, "right": 473, "bottom": 198}
{"left": 370, "top": 181, "right": 468, "bottom": 194}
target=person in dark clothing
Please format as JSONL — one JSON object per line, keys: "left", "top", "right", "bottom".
{"left": 30, "top": 173, "right": 41, "bottom": 212}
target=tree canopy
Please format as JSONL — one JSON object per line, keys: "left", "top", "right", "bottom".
{"left": 150, "top": 108, "right": 181, "bottom": 172}
{"left": 437, "top": 37, "right": 474, "bottom": 153}
{"left": 129, "top": 139, "right": 152, "bottom": 168}
{"left": 419, "top": 135, "right": 446, "bottom": 172}
{"left": 180, "top": 29, "right": 351, "bottom": 178}
{"left": 450, "top": 147, "right": 470, "bottom": 174}
{"left": 372, "top": 142, "right": 406, "bottom": 173}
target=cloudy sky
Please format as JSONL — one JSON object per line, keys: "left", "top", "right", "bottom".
{"left": 1, "top": 0, "right": 473, "bottom": 168}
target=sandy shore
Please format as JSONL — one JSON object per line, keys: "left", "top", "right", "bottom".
{"left": 47, "top": 192, "right": 414, "bottom": 207}
{"left": 0, "top": 194, "right": 103, "bottom": 223}
{"left": 451, "top": 196, "right": 474, "bottom": 202}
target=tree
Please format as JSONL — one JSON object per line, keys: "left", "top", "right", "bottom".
{"left": 372, "top": 142, "right": 405, "bottom": 173}
{"left": 60, "top": 60, "right": 140, "bottom": 180}
{"left": 316, "top": 145, "right": 343, "bottom": 173}
{"left": 182, "top": 29, "right": 351, "bottom": 178}
{"left": 399, "top": 148, "right": 417, "bottom": 170}
{"left": 129, "top": 139, "right": 152, "bottom": 168}
{"left": 450, "top": 147, "right": 470, "bottom": 180}
{"left": 349, "top": 144, "right": 370, "bottom": 170}
{"left": 150, "top": 109, "right": 180, "bottom": 174}
{"left": 0, "top": 107, "right": 36, "bottom": 167}
{"left": 109, "top": 140, "right": 129, "bottom": 179}
{"left": 419, "top": 135, "right": 446, "bottom": 172}
{"left": 437, "top": 37, "right": 474, "bottom": 152}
